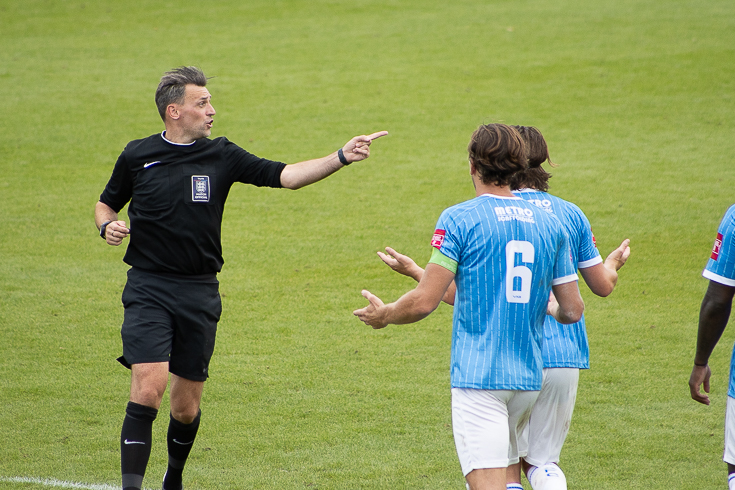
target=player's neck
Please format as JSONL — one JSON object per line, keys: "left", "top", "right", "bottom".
{"left": 473, "top": 179, "right": 514, "bottom": 198}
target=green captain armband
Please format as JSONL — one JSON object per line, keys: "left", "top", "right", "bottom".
{"left": 428, "top": 248, "right": 458, "bottom": 274}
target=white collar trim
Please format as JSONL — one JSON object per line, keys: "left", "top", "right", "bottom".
{"left": 161, "top": 131, "right": 196, "bottom": 146}
{"left": 480, "top": 193, "right": 521, "bottom": 200}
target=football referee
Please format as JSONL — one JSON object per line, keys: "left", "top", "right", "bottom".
{"left": 95, "top": 66, "right": 387, "bottom": 490}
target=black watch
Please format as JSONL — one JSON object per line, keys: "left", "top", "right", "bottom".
{"left": 99, "top": 220, "right": 112, "bottom": 239}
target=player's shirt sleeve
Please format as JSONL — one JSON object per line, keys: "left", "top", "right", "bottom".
{"left": 99, "top": 149, "right": 134, "bottom": 213}
{"left": 703, "top": 205, "right": 735, "bottom": 287}
{"left": 552, "top": 223, "right": 578, "bottom": 286}
{"left": 570, "top": 204, "right": 602, "bottom": 269}
{"left": 428, "top": 208, "right": 461, "bottom": 273}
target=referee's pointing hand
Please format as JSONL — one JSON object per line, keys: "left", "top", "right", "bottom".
{"left": 342, "top": 131, "right": 389, "bottom": 164}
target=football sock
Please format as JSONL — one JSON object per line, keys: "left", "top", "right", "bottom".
{"left": 507, "top": 484, "right": 524, "bottom": 490}
{"left": 162, "top": 410, "right": 201, "bottom": 490}
{"left": 728, "top": 472, "right": 735, "bottom": 490}
{"left": 529, "top": 463, "right": 567, "bottom": 490}
{"left": 120, "top": 401, "right": 158, "bottom": 490}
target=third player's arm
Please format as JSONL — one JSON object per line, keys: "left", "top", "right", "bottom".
{"left": 579, "top": 238, "right": 631, "bottom": 297}
{"left": 693, "top": 280, "right": 735, "bottom": 367}
{"left": 689, "top": 280, "right": 735, "bottom": 405}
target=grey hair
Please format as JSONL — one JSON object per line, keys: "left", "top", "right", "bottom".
{"left": 155, "top": 66, "right": 209, "bottom": 121}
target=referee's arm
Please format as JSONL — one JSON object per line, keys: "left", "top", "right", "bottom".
{"left": 280, "top": 131, "right": 387, "bottom": 189}
{"left": 95, "top": 201, "right": 129, "bottom": 246}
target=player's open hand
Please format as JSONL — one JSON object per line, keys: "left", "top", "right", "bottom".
{"left": 342, "top": 131, "right": 389, "bottom": 163}
{"left": 689, "top": 364, "right": 712, "bottom": 405}
{"left": 377, "top": 247, "right": 422, "bottom": 280}
{"left": 604, "top": 238, "right": 631, "bottom": 271}
{"left": 353, "top": 289, "right": 388, "bottom": 329}
{"left": 106, "top": 220, "right": 130, "bottom": 246}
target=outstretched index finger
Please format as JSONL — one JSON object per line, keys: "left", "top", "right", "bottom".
{"left": 366, "top": 131, "right": 389, "bottom": 141}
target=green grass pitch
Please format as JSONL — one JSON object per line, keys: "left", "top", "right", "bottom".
{"left": 1, "top": 0, "right": 734, "bottom": 488}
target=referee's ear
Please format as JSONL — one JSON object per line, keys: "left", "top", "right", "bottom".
{"left": 166, "top": 104, "right": 180, "bottom": 121}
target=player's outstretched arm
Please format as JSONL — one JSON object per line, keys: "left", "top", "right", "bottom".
{"left": 579, "top": 238, "right": 631, "bottom": 297}
{"left": 280, "top": 131, "right": 388, "bottom": 189}
{"left": 377, "top": 247, "right": 457, "bottom": 305}
{"left": 689, "top": 280, "right": 735, "bottom": 405}
{"left": 548, "top": 281, "right": 584, "bottom": 324}
{"left": 354, "top": 263, "right": 454, "bottom": 329}
{"left": 95, "top": 201, "right": 130, "bottom": 246}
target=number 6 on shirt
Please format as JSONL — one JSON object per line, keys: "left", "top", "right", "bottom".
{"left": 506, "top": 240, "right": 535, "bottom": 304}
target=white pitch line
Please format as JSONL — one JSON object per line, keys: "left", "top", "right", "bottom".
{"left": 0, "top": 476, "right": 154, "bottom": 490}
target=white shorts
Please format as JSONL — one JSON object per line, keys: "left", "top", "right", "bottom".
{"left": 452, "top": 387, "right": 540, "bottom": 476}
{"left": 518, "top": 368, "right": 579, "bottom": 467}
{"left": 724, "top": 396, "right": 735, "bottom": 465}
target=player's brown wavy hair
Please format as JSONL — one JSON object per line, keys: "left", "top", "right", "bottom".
{"left": 509, "top": 125, "right": 557, "bottom": 192}
{"left": 467, "top": 124, "right": 527, "bottom": 187}
{"left": 155, "top": 66, "right": 209, "bottom": 122}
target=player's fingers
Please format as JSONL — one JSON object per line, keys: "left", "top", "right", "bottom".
{"left": 691, "top": 389, "right": 710, "bottom": 405}
{"left": 377, "top": 252, "right": 397, "bottom": 267}
{"left": 362, "top": 289, "right": 384, "bottom": 308}
{"left": 386, "top": 247, "right": 408, "bottom": 261}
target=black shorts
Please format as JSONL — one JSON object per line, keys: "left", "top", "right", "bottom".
{"left": 118, "top": 267, "right": 222, "bottom": 381}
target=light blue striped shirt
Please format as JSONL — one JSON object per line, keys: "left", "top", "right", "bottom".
{"left": 514, "top": 189, "right": 601, "bottom": 369}
{"left": 432, "top": 194, "right": 577, "bottom": 391}
{"left": 702, "top": 205, "right": 735, "bottom": 397}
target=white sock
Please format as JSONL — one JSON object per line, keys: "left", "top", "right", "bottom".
{"left": 530, "top": 463, "right": 567, "bottom": 490}
{"left": 728, "top": 472, "right": 735, "bottom": 490}
{"left": 507, "top": 484, "right": 524, "bottom": 490}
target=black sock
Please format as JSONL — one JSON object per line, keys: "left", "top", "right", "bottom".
{"left": 120, "top": 401, "right": 158, "bottom": 490}
{"left": 163, "top": 410, "right": 201, "bottom": 490}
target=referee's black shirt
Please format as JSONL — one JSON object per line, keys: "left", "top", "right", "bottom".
{"left": 100, "top": 133, "right": 286, "bottom": 275}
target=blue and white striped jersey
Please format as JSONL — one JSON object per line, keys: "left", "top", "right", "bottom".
{"left": 431, "top": 194, "right": 578, "bottom": 391}
{"left": 702, "top": 204, "right": 735, "bottom": 398}
{"left": 514, "top": 189, "right": 602, "bottom": 369}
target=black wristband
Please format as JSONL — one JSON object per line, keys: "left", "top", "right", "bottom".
{"left": 694, "top": 361, "right": 708, "bottom": 367}
{"left": 99, "top": 220, "right": 112, "bottom": 239}
{"left": 338, "top": 148, "right": 350, "bottom": 166}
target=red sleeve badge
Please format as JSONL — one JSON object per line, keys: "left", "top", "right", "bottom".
{"left": 431, "top": 229, "right": 446, "bottom": 249}
{"left": 711, "top": 232, "right": 724, "bottom": 260}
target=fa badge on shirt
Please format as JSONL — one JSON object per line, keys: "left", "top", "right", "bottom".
{"left": 192, "top": 176, "right": 210, "bottom": 202}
